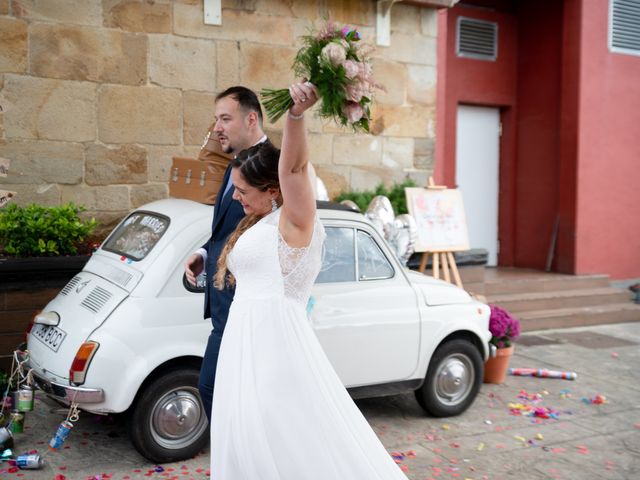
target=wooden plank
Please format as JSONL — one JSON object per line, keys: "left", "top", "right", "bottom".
{"left": 441, "top": 252, "right": 451, "bottom": 283}
{"left": 418, "top": 252, "right": 429, "bottom": 273}
{"left": 447, "top": 251, "right": 463, "bottom": 288}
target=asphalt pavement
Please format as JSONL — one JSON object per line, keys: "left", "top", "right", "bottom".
{"left": 1, "top": 322, "right": 639, "bottom": 480}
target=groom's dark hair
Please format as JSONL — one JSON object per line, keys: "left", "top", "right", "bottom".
{"left": 216, "top": 86, "right": 264, "bottom": 124}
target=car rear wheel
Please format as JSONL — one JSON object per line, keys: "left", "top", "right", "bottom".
{"left": 129, "top": 367, "right": 209, "bottom": 463}
{"left": 414, "top": 339, "right": 483, "bottom": 417}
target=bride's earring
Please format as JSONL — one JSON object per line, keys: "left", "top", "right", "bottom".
{"left": 271, "top": 198, "right": 278, "bottom": 212}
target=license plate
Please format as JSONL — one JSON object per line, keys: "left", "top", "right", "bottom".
{"left": 31, "top": 324, "right": 67, "bottom": 352}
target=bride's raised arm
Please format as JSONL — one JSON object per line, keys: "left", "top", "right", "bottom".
{"left": 278, "top": 81, "right": 319, "bottom": 248}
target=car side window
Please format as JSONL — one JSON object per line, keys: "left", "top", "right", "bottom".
{"left": 316, "top": 227, "right": 356, "bottom": 283}
{"left": 357, "top": 230, "right": 394, "bottom": 281}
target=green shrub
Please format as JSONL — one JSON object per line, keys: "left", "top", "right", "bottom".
{"left": 0, "top": 203, "right": 98, "bottom": 257}
{"left": 333, "top": 178, "right": 417, "bottom": 215}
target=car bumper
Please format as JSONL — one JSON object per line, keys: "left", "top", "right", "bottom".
{"left": 489, "top": 343, "right": 497, "bottom": 358}
{"left": 32, "top": 371, "right": 105, "bottom": 404}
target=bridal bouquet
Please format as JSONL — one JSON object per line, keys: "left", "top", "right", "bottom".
{"left": 261, "top": 21, "right": 378, "bottom": 132}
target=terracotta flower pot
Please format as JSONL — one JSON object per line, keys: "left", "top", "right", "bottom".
{"left": 483, "top": 345, "right": 514, "bottom": 384}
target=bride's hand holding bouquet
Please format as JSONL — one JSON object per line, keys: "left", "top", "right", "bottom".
{"left": 261, "top": 21, "right": 380, "bottom": 133}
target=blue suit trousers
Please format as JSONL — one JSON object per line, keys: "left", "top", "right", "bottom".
{"left": 198, "top": 329, "right": 223, "bottom": 421}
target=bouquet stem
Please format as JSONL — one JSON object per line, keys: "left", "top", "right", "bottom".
{"left": 261, "top": 88, "right": 294, "bottom": 123}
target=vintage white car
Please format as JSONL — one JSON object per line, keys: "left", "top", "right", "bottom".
{"left": 25, "top": 199, "right": 493, "bottom": 463}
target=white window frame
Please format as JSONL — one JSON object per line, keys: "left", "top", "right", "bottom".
{"left": 609, "top": 0, "right": 640, "bottom": 57}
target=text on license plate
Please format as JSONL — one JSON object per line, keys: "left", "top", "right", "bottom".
{"left": 31, "top": 324, "right": 67, "bottom": 352}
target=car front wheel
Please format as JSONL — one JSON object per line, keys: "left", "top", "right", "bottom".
{"left": 415, "top": 339, "right": 483, "bottom": 417}
{"left": 129, "top": 367, "right": 209, "bottom": 463}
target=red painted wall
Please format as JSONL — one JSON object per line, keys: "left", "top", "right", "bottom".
{"left": 437, "top": 0, "right": 640, "bottom": 279}
{"left": 435, "top": 6, "right": 517, "bottom": 187}
{"left": 572, "top": 0, "right": 640, "bottom": 279}
{"left": 513, "top": 1, "right": 564, "bottom": 269}
{"left": 435, "top": 5, "right": 518, "bottom": 264}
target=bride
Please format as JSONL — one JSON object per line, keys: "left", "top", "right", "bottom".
{"left": 210, "top": 81, "right": 409, "bottom": 479}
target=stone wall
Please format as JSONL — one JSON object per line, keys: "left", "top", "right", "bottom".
{"left": 0, "top": 0, "right": 437, "bottom": 232}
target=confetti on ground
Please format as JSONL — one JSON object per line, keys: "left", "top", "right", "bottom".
{"left": 582, "top": 394, "right": 607, "bottom": 404}
{"left": 391, "top": 452, "right": 405, "bottom": 462}
{"left": 577, "top": 445, "right": 590, "bottom": 455}
{"left": 508, "top": 402, "right": 560, "bottom": 419}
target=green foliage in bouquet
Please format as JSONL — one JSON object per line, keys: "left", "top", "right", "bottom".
{"left": 262, "top": 21, "right": 377, "bottom": 132}
{"left": 0, "top": 203, "right": 97, "bottom": 257}
{"left": 334, "top": 178, "right": 417, "bottom": 215}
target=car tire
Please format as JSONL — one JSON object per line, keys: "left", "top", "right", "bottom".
{"left": 414, "top": 339, "right": 483, "bottom": 417}
{"left": 128, "top": 367, "right": 209, "bottom": 463}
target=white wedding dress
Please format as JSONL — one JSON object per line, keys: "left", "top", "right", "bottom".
{"left": 210, "top": 209, "right": 409, "bottom": 479}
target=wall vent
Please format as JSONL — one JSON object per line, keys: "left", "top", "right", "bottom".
{"left": 610, "top": 0, "right": 640, "bottom": 56}
{"left": 457, "top": 17, "right": 498, "bottom": 61}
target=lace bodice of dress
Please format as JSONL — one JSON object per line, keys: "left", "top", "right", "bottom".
{"left": 227, "top": 209, "right": 325, "bottom": 305}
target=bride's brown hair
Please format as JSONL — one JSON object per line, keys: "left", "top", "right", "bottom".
{"left": 214, "top": 141, "right": 281, "bottom": 290}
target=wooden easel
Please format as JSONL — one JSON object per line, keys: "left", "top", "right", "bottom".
{"left": 417, "top": 177, "right": 464, "bottom": 289}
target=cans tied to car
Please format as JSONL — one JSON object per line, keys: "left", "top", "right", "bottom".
{"left": 17, "top": 385, "right": 35, "bottom": 412}
{"left": 49, "top": 420, "right": 73, "bottom": 451}
{"left": 9, "top": 410, "right": 24, "bottom": 434}
{"left": 17, "top": 453, "right": 45, "bottom": 469}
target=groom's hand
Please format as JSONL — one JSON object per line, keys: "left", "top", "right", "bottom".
{"left": 185, "top": 253, "right": 204, "bottom": 286}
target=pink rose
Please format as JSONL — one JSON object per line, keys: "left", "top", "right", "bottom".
{"left": 357, "top": 61, "right": 373, "bottom": 81}
{"left": 343, "top": 60, "right": 359, "bottom": 79}
{"left": 346, "top": 80, "right": 368, "bottom": 103}
{"left": 321, "top": 42, "right": 347, "bottom": 67}
{"left": 343, "top": 102, "right": 365, "bottom": 123}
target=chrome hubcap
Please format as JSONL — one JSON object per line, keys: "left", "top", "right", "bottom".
{"left": 435, "top": 354, "right": 474, "bottom": 406}
{"left": 150, "top": 387, "right": 207, "bottom": 449}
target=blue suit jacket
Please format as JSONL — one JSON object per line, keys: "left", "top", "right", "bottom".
{"left": 203, "top": 164, "right": 245, "bottom": 332}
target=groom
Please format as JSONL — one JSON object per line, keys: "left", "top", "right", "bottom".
{"left": 184, "top": 86, "right": 270, "bottom": 421}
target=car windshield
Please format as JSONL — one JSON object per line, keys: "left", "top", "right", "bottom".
{"left": 102, "top": 211, "right": 170, "bottom": 261}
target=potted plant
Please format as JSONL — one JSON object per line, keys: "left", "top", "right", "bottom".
{"left": 0, "top": 202, "right": 99, "bottom": 281}
{"left": 0, "top": 203, "right": 100, "bottom": 372}
{"left": 483, "top": 304, "right": 520, "bottom": 384}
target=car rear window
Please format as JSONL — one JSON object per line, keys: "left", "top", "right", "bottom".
{"left": 102, "top": 211, "right": 170, "bottom": 261}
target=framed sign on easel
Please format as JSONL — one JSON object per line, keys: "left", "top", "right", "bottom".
{"left": 405, "top": 177, "right": 470, "bottom": 288}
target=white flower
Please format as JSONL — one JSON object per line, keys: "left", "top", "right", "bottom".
{"left": 343, "top": 60, "right": 359, "bottom": 79}
{"left": 320, "top": 42, "right": 347, "bottom": 67}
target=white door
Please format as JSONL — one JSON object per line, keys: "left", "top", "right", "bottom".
{"left": 455, "top": 105, "right": 500, "bottom": 266}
